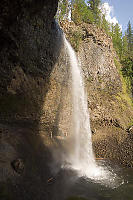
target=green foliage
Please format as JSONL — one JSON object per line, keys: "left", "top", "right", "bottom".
{"left": 111, "top": 23, "right": 122, "bottom": 59}
{"left": 72, "top": 0, "right": 94, "bottom": 24}
{"left": 122, "top": 33, "right": 128, "bottom": 58}
{"left": 69, "top": 29, "right": 82, "bottom": 51}
{"left": 71, "top": 1, "right": 82, "bottom": 24}
{"left": 122, "top": 21, "right": 133, "bottom": 59}
{"left": 88, "top": 0, "right": 101, "bottom": 11}
{"left": 120, "top": 22, "right": 133, "bottom": 97}
{"left": 127, "top": 20, "right": 133, "bottom": 54}
{"left": 87, "top": 0, "right": 101, "bottom": 24}
{"left": 56, "top": 0, "right": 97, "bottom": 24}
{"left": 56, "top": 0, "right": 70, "bottom": 21}
{"left": 121, "top": 57, "right": 133, "bottom": 94}
{"left": 114, "top": 58, "right": 133, "bottom": 106}
{"left": 101, "top": 14, "right": 111, "bottom": 35}
{"left": 121, "top": 57, "right": 133, "bottom": 78}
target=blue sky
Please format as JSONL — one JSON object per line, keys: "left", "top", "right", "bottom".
{"left": 101, "top": 0, "right": 133, "bottom": 33}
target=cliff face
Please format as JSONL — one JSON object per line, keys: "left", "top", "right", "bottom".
{"left": 0, "top": 1, "right": 63, "bottom": 199}
{"left": 0, "top": 0, "right": 60, "bottom": 122}
{"left": 61, "top": 21, "right": 133, "bottom": 167}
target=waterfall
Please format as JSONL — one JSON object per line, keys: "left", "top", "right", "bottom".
{"left": 61, "top": 36, "right": 122, "bottom": 187}
{"left": 63, "top": 36, "right": 99, "bottom": 177}
{"left": 64, "top": 36, "right": 96, "bottom": 168}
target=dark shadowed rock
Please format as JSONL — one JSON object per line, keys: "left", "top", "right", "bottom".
{"left": 0, "top": 0, "right": 62, "bottom": 123}
{"left": 11, "top": 158, "right": 24, "bottom": 174}
{"left": 0, "top": 0, "right": 62, "bottom": 199}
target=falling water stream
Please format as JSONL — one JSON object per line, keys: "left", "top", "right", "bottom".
{"left": 63, "top": 36, "right": 96, "bottom": 171}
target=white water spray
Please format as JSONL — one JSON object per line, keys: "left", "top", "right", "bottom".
{"left": 62, "top": 36, "right": 122, "bottom": 187}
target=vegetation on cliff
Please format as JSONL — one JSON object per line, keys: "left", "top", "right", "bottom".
{"left": 56, "top": 0, "right": 133, "bottom": 99}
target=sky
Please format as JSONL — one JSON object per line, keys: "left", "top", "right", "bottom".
{"left": 101, "top": 0, "right": 133, "bottom": 33}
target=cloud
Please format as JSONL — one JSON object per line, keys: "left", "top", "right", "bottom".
{"left": 100, "top": 2, "right": 122, "bottom": 30}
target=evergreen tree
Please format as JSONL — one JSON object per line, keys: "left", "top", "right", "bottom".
{"left": 122, "top": 32, "right": 128, "bottom": 58}
{"left": 121, "top": 57, "right": 133, "bottom": 95}
{"left": 71, "top": 0, "right": 82, "bottom": 24}
{"left": 101, "top": 14, "right": 110, "bottom": 35}
{"left": 112, "top": 23, "right": 122, "bottom": 58}
{"left": 121, "top": 22, "right": 133, "bottom": 96}
{"left": 127, "top": 21, "right": 133, "bottom": 53}
{"left": 72, "top": 0, "right": 94, "bottom": 24}
{"left": 87, "top": 0, "right": 101, "bottom": 24}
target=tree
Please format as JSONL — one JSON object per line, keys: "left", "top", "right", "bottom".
{"left": 71, "top": 0, "right": 82, "bottom": 24}
{"left": 122, "top": 32, "right": 128, "bottom": 58}
{"left": 112, "top": 23, "right": 122, "bottom": 59}
{"left": 72, "top": 0, "right": 94, "bottom": 24}
{"left": 121, "top": 22, "right": 133, "bottom": 96}
{"left": 101, "top": 14, "right": 110, "bottom": 35}
{"left": 87, "top": 0, "right": 101, "bottom": 24}
{"left": 56, "top": 0, "right": 70, "bottom": 22}
{"left": 121, "top": 57, "right": 133, "bottom": 95}
{"left": 127, "top": 21, "right": 133, "bottom": 53}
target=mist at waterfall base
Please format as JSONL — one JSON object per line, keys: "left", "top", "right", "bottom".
{"left": 49, "top": 35, "right": 127, "bottom": 200}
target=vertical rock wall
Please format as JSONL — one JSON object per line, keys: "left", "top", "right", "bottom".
{"left": 0, "top": 1, "right": 72, "bottom": 200}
